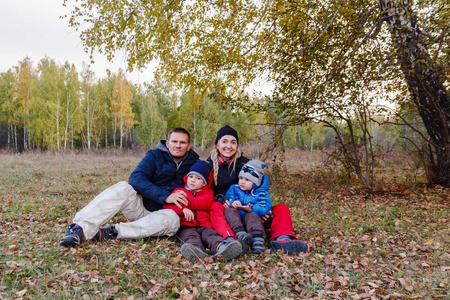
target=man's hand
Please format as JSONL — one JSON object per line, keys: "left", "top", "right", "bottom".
{"left": 262, "top": 210, "right": 273, "bottom": 222}
{"left": 165, "top": 190, "right": 188, "bottom": 209}
{"left": 183, "top": 208, "right": 194, "bottom": 221}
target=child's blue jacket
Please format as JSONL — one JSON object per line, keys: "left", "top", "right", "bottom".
{"left": 225, "top": 174, "right": 272, "bottom": 217}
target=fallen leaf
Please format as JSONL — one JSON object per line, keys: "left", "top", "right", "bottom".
{"left": 105, "top": 286, "right": 119, "bottom": 294}
{"left": 366, "top": 282, "right": 379, "bottom": 288}
{"left": 339, "top": 277, "right": 347, "bottom": 286}
{"left": 16, "top": 289, "right": 27, "bottom": 297}
{"left": 311, "top": 274, "right": 320, "bottom": 284}
{"left": 6, "top": 261, "right": 20, "bottom": 270}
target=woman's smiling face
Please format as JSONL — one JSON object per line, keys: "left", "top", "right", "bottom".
{"left": 217, "top": 135, "right": 238, "bottom": 161}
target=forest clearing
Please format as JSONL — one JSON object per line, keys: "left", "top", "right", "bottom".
{"left": 0, "top": 152, "right": 447, "bottom": 299}
{"left": 1, "top": 1, "right": 449, "bottom": 298}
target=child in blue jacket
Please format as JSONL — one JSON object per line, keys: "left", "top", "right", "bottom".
{"left": 224, "top": 159, "right": 271, "bottom": 254}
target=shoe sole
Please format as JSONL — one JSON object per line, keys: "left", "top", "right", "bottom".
{"left": 269, "top": 240, "right": 308, "bottom": 255}
{"left": 252, "top": 247, "right": 265, "bottom": 254}
{"left": 215, "top": 241, "right": 242, "bottom": 261}
{"left": 59, "top": 237, "right": 82, "bottom": 247}
{"left": 181, "top": 244, "right": 208, "bottom": 262}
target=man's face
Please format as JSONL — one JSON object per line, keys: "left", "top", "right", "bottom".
{"left": 166, "top": 132, "right": 191, "bottom": 161}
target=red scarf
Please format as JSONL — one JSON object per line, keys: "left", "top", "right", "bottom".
{"left": 218, "top": 156, "right": 231, "bottom": 165}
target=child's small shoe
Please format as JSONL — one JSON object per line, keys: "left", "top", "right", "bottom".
{"left": 235, "top": 230, "right": 253, "bottom": 255}
{"left": 181, "top": 243, "right": 209, "bottom": 262}
{"left": 252, "top": 236, "right": 265, "bottom": 254}
{"left": 215, "top": 240, "right": 242, "bottom": 261}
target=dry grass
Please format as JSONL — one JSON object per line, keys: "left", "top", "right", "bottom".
{"left": 0, "top": 152, "right": 448, "bottom": 299}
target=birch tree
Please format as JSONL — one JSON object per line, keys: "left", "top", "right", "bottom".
{"left": 0, "top": 70, "right": 16, "bottom": 150}
{"left": 80, "top": 64, "right": 108, "bottom": 150}
{"left": 32, "top": 57, "right": 65, "bottom": 150}
{"left": 135, "top": 89, "right": 166, "bottom": 147}
{"left": 64, "top": 0, "right": 450, "bottom": 185}
{"left": 9, "top": 58, "right": 36, "bottom": 151}
{"left": 110, "top": 69, "right": 136, "bottom": 149}
{"left": 62, "top": 62, "right": 83, "bottom": 151}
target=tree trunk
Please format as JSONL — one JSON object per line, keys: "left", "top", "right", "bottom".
{"left": 193, "top": 108, "right": 197, "bottom": 148}
{"left": 14, "top": 125, "right": 18, "bottom": 152}
{"left": 65, "top": 104, "right": 69, "bottom": 151}
{"left": 380, "top": 0, "right": 450, "bottom": 186}
{"left": 104, "top": 116, "right": 108, "bottom": 148}
{"left": 119, "top": 118, "right": 123, "bottom": 149}
{"left": 56, "top": 98, "right": 61, "bottom": 151}
{"left": 23, "top": 121, "right": 27, "bottom": 151}
{"left": 7, "top": 123, "right": 11, "bottom": 150}
{"left": 113, "top": 114, "right": 117, "bottom": 148}
{"left": 87, "top": 96, "right": 91, "bottom": 151}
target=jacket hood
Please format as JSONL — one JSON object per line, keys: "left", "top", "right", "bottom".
{"left": 155, "top": 140, "right": 169, "bottom": 152}
{"left": 252, "top": 174, "right": 269, "bottom": 193}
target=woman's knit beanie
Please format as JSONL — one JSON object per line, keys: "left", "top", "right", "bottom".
{"left": 215, "top": 125, "right": 239, "bottom": 145}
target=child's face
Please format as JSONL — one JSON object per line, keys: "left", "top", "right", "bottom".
{"left": 238, "top": 176, "right": 254, "bottom": 191}
{"left": 186, "top": 174, "right": 206, "bottom": 190}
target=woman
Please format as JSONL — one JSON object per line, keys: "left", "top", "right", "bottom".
{"left": 208, "top": 125, "right": 308, "bottom": 255}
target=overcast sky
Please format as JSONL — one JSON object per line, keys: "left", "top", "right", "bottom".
{"left": 0, "top": 0, "right": 156, "bottom": 84}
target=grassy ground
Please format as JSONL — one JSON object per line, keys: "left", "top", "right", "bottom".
{"left": 0, "top": 152, "right": 448, "bottom": 299}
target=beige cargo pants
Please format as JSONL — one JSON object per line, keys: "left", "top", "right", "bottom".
{"left": 73, "top": 181, "right": 180, "bottom": 240}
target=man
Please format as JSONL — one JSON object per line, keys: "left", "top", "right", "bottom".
{"left": 60, "top": 127, "right": 198, "bottom": 247}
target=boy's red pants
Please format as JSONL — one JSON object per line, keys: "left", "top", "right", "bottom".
{"left": 210, "top": 202, "right": 296, "bottom": 241}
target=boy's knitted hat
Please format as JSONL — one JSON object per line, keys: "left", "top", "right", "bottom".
{"left": 188, "top": 160, "right": 211, "bottom": 185}
{"left": 215, "top": 125, "right": 239, "bottom": 144}
{"left": 239, "top": 159, "right": 267, "bottom": 187}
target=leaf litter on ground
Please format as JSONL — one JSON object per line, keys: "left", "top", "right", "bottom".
{"left": 0, "top": 153, "right": 448, "bottom": 299}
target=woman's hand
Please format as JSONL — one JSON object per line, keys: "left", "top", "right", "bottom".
{"left": 261, "top": 210, "right": 273, "bottom": 222}
{"left": 223, "top": 199, "right": 231, "bottom": 209}
{"left": 183, "top": 208, "right": 194, "bottom": 221}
